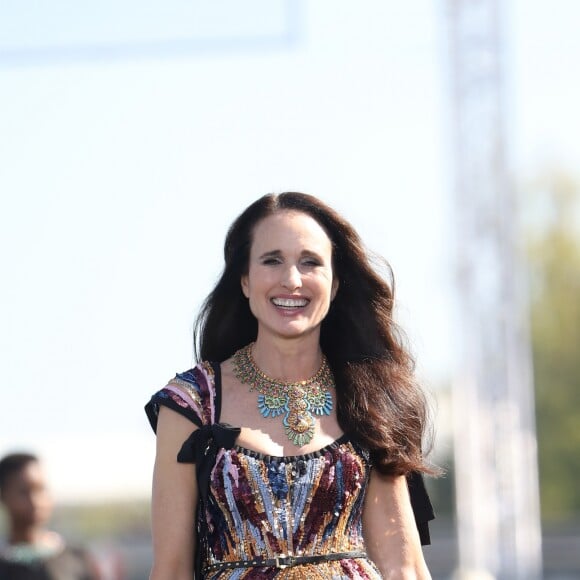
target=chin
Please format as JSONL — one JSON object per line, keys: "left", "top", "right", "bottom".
{"left": 270, "top": 323, "right": 321, "bottom": 340}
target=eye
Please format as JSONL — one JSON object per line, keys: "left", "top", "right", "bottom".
{"left": 262, "top": 257, "right": 282, "bottom": 265}
{"left": 301, "top": 258, "right": 321, "bottom": 267}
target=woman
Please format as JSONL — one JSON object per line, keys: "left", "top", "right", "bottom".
{"left": 0, "top": 452, "right": 100, "bottom": 580}
{"left": 146, "top": 193, "right": 435, "bottom": 579}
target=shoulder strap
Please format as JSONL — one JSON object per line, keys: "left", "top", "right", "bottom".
{"left": 211, "top": 361, "right": 222, "bottom": 424}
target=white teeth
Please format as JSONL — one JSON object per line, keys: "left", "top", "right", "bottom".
{"left": 272, "top": 297, "right": 308, "bottom": 307}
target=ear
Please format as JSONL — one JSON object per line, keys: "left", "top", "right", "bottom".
{"left": 241, "top": 275, "right": 250, "bottom": 298}
{"left": 331, "top": 277, "right": 339, "bottom": 301}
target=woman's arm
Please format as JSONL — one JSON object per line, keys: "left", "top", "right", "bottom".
{"left": 362, "top": 471, "right": 431, "bottom": 580}
{"left": 149, "top": 406, "right": 198, "bottom": 580}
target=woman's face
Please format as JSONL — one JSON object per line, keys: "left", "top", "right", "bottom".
{"left": 241, "top": 210, "right": 338, "bottom": 343}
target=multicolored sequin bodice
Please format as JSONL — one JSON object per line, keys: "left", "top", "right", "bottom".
{"left": 146, "top": 362, "right": 383, "bottom": 579}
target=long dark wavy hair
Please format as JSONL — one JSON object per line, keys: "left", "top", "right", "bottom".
{"left": 194, "top": 192, "right": 434, "bottom": 476}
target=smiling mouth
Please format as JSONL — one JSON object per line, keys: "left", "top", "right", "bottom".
{"left": 271, "top": 297, "right": 309, "bottom": 308}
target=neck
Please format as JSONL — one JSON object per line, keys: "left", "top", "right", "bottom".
{"left": 251, "top": 334, "right": 323, "bottom": 382}
{"left": 9, "top": 524, "right": 44, "bottom": 545}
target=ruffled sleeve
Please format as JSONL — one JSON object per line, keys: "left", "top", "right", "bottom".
{"left": 145, "top": 361, "right": 220, "bottom": 432}
{"left": 407, "top": 471, "right": 435, "bottom": 545}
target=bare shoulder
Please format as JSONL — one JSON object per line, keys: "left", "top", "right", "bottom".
{"left": 155, "top": 406, "right": 199, "bottom": 458}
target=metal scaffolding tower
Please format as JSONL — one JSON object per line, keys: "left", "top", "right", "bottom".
{"left": 446, "top": 1, "right": 543, "bottom": 578}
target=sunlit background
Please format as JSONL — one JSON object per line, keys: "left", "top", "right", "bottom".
{"left": 1, "top": 1, "right": 579, "bottom": 578}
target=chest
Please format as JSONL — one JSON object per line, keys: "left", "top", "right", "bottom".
{"left": 220, "top": 374, "right": 344, "bottom": 457}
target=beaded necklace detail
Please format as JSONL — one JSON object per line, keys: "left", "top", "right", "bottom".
{"left": 232, "top": 343, "right": 335, "bottom": 446}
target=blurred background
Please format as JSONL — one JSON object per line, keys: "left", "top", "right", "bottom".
{"left": 0, "top": 1, "right": 578, "bottom": 578}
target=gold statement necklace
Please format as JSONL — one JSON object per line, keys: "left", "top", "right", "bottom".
{"left": 232, "top": 343, "right": 335, "bottom": 446}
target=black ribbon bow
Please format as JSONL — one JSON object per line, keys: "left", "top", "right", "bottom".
{"left": 177, "top": 423, "right": 241, "bottom": 501}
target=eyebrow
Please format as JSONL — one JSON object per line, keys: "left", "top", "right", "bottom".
{"left": 257, "top": 250, "right": 324, "bottom": 261}
{"left": 258, "top": 250, "right": 282, "bottom": 260}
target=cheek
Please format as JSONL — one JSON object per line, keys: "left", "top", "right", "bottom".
{"left": 35, "top": 490, "right": 52, "bottom": 508}
{"left": 10, "top": 495, "right": 33, "bottom": 515}
{"left": 317, "top": 273, "right": 335, "bottom": 298}
{"left": 245, "top": 267, "right": 276, "bottom": 295}
{"left": 307, "top": 280, "right": 334, "bottom": 311}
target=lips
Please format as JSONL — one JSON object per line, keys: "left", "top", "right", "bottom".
{"left": 271, "top": 297, "right": 309, "bottom": 308}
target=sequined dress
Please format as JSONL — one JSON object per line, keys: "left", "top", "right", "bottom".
{"left": 145, "top": 362, "right": 434, "bottom": 579}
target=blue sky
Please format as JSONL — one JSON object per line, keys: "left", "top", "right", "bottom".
{"left": 1, "top": 0, "right": 578, "bottom": 501}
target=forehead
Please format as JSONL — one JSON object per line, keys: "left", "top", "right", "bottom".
{"left": 250, "top": 210, "right": 332, "bottom": 254}
{"left": 3, "top": 461, "right": 45, "bottom": 489}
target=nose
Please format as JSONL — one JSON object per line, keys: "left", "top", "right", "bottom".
{"left": 281, "top": 264, "right": 302, "bottom": 290}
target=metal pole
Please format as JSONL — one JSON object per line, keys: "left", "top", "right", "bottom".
{"left": 445, "top": 1, "right": 543, "bottom": 578}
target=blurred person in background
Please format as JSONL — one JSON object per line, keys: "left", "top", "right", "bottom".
{"left": 146, "top": 192, "right": 436, "bottom": 579}
{"left": 0, "top": 452, "right": 100, "bottom": 580}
